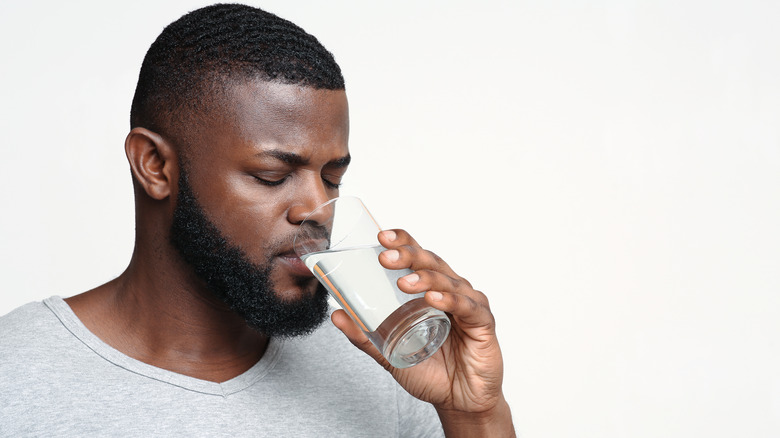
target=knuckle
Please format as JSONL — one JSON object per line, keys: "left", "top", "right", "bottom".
{"left": 475, "top": 290, "right": 491, "bottom": 309}
{"left": 347, "top": 334, "right": 369, "bottom": 350}
{"left": 399, "top": 247, "right": 417, "bottom": 264}
{"left": 417, "top": 268, "right": 434, "bottom": 282}
{"left": 417, "top": 270, "right": 438, "bottom": 289}
{"left": 358, "top": 338, "right": 374, "bottom": 350}
{"left": 460, "top": 294, "right": 479, "bottom": 312}
{"left": 422, "top": 250, "right": 443, "bottom": 268}
{"left": 451, "top": 274, "right": 473, "bottom": 291}
{"left": 428, "top": 250, "right": 444, "bottom": 264}
{"left": 484, "top": 312, "right": 497, "bottom": 331}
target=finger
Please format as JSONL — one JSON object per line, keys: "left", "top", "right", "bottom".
{"left": 378, "top": 229, "right": 468, "bottom": 282}
{"left": 378, "top": 229, "right": 421, "bottom": 250}
{"left": 425, "top": 290, "right": 496, "bottom": 333}
{"left": 379, "top": 245, "right": 464, "bottom": 283}
{"left": 378, "top": 244, "right": 442, "bottom": 271}
{"left": 330, "top": 310, "right": 394, "bottom": 371}
{"left": 398, "top": 270, "right": 486, "bottom": 306}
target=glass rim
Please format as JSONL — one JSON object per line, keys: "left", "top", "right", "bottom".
{"left": 293, "top": 195, "right": 379, "bottom": 257}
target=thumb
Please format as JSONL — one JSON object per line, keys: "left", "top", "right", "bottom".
{"left": 331, "top": 310, "right": 394, "bottom": 371}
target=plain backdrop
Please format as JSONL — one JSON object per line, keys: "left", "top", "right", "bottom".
{"left": 1, "top": 1, "right": 779, "bottom": 437}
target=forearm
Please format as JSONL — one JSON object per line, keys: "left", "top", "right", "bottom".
{"left": 436, "top": 395, "right": 516, "bottom": 438}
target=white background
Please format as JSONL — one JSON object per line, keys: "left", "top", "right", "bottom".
{"left": 1, "top": 1, "right": 779, "bottom": 436}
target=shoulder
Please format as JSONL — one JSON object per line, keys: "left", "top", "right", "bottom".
{"left": 0, "top": 299, "right": 62, "bottom": 347}
{"left": 0, "top": 297, "right": 77, "bottom": 370}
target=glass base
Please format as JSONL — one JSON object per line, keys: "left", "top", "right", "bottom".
{"left": 367, "top": 299, "right": 451, "bottom": 369}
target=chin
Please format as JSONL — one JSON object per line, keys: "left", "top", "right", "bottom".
{"left": 272, "top": 275, "right": 321, "bottom": 302}
{"left": 273, "top": 288, "right": 309, "bottom": 303}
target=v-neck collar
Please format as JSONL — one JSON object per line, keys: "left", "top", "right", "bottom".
{"left": 44, "top": 296, "right": 283, "bottom": 396}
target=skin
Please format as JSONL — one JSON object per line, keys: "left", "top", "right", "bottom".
{"left": 65, "top": 80, "right": 515, "bottom": 437}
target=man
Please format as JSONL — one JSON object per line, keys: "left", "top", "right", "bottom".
{"left": 0, "top": 4, "right": 515, "bottom": 437}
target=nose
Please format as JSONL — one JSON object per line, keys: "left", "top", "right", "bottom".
{"left": 287, "top": 175, "right": 334, "bottom": 225}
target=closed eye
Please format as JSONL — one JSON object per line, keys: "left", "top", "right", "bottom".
{"left": 323, "top": 178, "right": 341, "bottom": 189}
{"left": 253, "top": 175, "right": 289, "bottom": 187}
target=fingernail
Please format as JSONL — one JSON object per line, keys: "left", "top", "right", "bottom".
{"left": 382, "top": 230, "right": 397, "bottom": 241}
{"left": 403, "top": 273, "right": 419, "bottom": 285}
{"left": 427, "top": 291, "right": 443, "bottom": 301}
{"left": 384, "top": 249, "right": 399, "bottom": 262}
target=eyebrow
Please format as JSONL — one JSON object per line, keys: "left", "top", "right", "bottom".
{"left": 259, "top": 149, "right": 351, "bottom": 168}
{"left": 328, "top": 154, "right": 351, "bottom": 168}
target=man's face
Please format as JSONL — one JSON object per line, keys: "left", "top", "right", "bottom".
{"left": 170, "top": 80, "right": 350, "bottom": 335}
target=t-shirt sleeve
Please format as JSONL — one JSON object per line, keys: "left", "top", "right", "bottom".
{"left": 395, "top": 384, "right": 445, "bottom": 438}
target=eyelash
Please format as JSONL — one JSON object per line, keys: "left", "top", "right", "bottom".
{"left": 253, "top": 175, "right": 341, "bottom": 189}
{"left": 323, "top": 179, "right": 341, "bottom": 189}
{"left": 254, "top": 176, "right": 288, "bottom": 187}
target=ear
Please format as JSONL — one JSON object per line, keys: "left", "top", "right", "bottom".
{"left": 124, "top": 127, "right": 177, "bottom": 200}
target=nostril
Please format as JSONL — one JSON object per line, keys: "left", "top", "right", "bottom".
{"left": 287, "top": 179, "right": 335, "bottom": 224}
{"left": 301, "top": 197, "right": 337, "bottom": 226}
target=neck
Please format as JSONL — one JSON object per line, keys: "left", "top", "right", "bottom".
{"left": 65, "top": 241, "right": 268, "bottom": 383}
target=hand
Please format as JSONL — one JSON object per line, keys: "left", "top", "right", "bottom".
{"left": 331, "top": 229, "right": 515, "bottom": 437}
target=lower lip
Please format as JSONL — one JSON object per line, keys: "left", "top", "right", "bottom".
{"left": 279, "top": 255, "right": 314, "bottom": 277}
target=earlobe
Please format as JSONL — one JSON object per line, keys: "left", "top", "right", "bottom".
{"left": 124, "top": 127, "right": 176, "bottom": 200}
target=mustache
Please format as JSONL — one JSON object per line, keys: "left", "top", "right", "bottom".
{"left": 289, "top": 223, "right": 332, "bottom": 256}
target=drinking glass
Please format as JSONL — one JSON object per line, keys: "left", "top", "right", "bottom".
{"left": 293, "top": 196, "right": 450, "bottom": 368}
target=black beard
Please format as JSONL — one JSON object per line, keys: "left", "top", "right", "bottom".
{"left": 169, "top": 168, "right": 329, "bottom": 338}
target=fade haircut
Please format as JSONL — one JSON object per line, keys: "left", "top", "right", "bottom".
{"left": 129, "top": 3, "right": 345, "bottom": 140}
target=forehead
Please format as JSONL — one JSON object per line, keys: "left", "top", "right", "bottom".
{"left": 187, "top": 80, "right": 349, "bottom": 160}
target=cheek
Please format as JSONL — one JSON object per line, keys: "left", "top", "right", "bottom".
{"left": 202, "top": 177, "right": 291, "bottom": 259}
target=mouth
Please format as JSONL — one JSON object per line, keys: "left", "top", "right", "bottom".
{"left": 277, "top": 251, "right": 314, "bottom": 277}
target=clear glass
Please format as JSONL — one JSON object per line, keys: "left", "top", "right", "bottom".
{"left": 293, "top": 196, "right": 450, "bottom": 368}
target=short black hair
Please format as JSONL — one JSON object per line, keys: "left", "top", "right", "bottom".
{"left": 130, "top": 3, "right": 344, "bottom": 137}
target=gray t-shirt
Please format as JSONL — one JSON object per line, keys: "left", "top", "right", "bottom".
{"left": 0, "top": 297, "right": 444, "bottom": 437}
